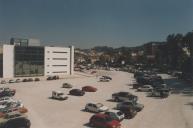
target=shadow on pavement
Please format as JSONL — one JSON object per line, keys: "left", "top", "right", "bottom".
{"left": 83, "top": 123, "right": 92, "bottom": 128}
{"left": 106, "top": 99, "right": 116, "bottom": 102}
{"left": 185, "top": 102, "right": 193, "bottom": 109}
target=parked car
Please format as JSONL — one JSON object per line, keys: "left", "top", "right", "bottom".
{"left": 27, "top": 78, "right": 33, "bottom": 82}
{"left": 118, "top": 106, "right": 137, "bottom": 119}
{"left": 82, "top": 86, "right": 97, "bottom": 92}
{"left": 0, "top": 100, "right": 24, "bottom": 111}
{"left": 22, "top": 79, "right": 28, "bottom": 82}
{"left": 34, "top": 78, "right": 40, "bottom": 81}
{"left": 2, "top": 117, "right": 31, "bottom": 128}
{"left": 152, "top": 83, "right": 167, "bottom": 89}
{"left": 9, "top": 79, "right": 15, "bottom": 83}
{"left": 112, "top": 92, "right": 138, "bottom": 102}
{"left": 85, "top": 102, "right": 109, "bottom": 113}
{"left": 89, "top": 114, "right": 121, "bottom": 128}
{"left": 0, "top": 88, "right": 16, "bottom": 97}
{"left": 137, "top": 85, "right": 153, "bottom": 92}
{"left": 91, "top": 71, "right": 97, "bottom": 74}
{"left": 117, "top": 101, "right": 144, "bottom": 112}
{"left": 1, "top": 80, "right": 6, "bottom": 84}
{"left": 99, "top": 77, "right": 110, "bottom": 82}
{"left": 132, "top": 82, "right": 141, "bottom": 89}
{"left": 182, "top": 88, "right": 193, "bottom": 94}
{"left": 0, "top": 97, "right": 13, "bottom": 105}
{"left": 62, "top": 83, "right": 73, "bottom": 88}
{"left": 51, "top": 91, "right": 68, "bottom": 100}
{"left": 148, "top": 88, "right": 170, "bottom": 98}
{"left": 105, "top": 109, "right": 124, "bottom": 121}
{"left": 69, "top": 89, "right": 85, "bottom": 96}
{"left": 15, "top": 79, "right": 21, "bottom": 83}
{"left": 102, "top": 76, "right": 112, "bottom": 80}
{"left": 52, "top": 75, "right": 59, "bottom": 80}
{"left": 47, "top": 76, "right": 53, "bottom": 80}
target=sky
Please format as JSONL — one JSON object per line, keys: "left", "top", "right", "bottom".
{"left": 0, "top": 0, "right": 193, "bottom": 48}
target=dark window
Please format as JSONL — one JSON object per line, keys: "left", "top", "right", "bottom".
{"left": 52, "top": 65, "right": 67, "bottom": 67}
{"left": 14, "top": 46, "right": 44, "bottom": 77}
{"left": 52, "top": 71, "right": 67, "bottom": 73}
{"left": 52, "top": 58, "right": 67, "bottom": 60}
{"left": 53, "top": 51, "right": 68, "bottom": 53}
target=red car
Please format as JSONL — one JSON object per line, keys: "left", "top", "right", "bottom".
{"left": 91, "top": 71, "right": 97, "bottom": 74}
{"left": 89, "top": 114, "right": 121, "bottom": 128}
{"left": 82, "top": 86, "right": 97, "bottom": 92}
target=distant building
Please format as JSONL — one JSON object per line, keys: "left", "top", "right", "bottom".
{"left": 10, "top": 38, "right": 41, "bottom": 46}
{"left": 0, "top": 38, "right": 74, "bottom": 78}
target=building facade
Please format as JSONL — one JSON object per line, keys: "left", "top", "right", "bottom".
{"left": 0, "top": 39, "right": 74, "bottom": 78}
{"left": 44, "top": 46, "right": 74, "bottom": 76}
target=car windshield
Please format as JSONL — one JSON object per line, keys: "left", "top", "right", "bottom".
{"left": 58, "top": 93, "right": 64, "bottom": 96}
{"left": 117, "top": 111, "right": 123, "bottom": 116}
{"left": 104, "top": 117, "right": 113, "bottom": 122}
{"left": 96, "top": 103, "right": 103, "bottom": 107}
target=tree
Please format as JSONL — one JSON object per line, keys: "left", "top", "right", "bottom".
{"left": 166, "top": 33, "right": 184, "bottom": 70}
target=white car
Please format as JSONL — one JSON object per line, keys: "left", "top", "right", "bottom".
{"left": 137, "top": 85, "right": 153, "bottom": 92}
{"left": 9, "top": 79, "right": 15, "bottom": 83}
{"left": 99, "top": 77, "right": 109, "bottom": 82}
{"left": 105, "top": 109, "right": 125, "bottom": 121}
{"left": 0, "top": 97, "right": 14, "bottom": 105}
{"left": 0, "top": 100, "right": 24, "bottom": 113}
{"left": 85, "top": 103, "right": 109, "bottom": 113}
{"left": 0, "top": 80, "right": 6, "bottom": 84}
{"left": 52, "top": 91, "right": 68, "bottom": 100}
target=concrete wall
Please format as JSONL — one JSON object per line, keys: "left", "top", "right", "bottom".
{"left": 3, "top": 45, "right": 14, "bottom": 78}
{"left": 0, "top": 46, "right": 3, "bottom": 77}
{"left": 44, "top": 46, "right": 72, "bottom": 76}
{"left": 69, "top": 46, "right": 74, "bottom": 75}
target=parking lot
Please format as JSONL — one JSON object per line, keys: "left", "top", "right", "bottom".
{"left": 1, "top": 71, "right": 193, "bottom": 128}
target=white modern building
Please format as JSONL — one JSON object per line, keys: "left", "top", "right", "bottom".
{"left": 0, "top": 38, "right": 74, "bottom": 78}
{"left": 44, "top": 46, "right": 74, "bottom": 76}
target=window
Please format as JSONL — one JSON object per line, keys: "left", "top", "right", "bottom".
{"left": 53, "top": 51, "right": 68, "bottom": 53}
{"left": 52, "top": 58, "right": 67, "bottom": 60}
{"left": 14, "top": 46, "right": 44, "bottom": 77}
{"left": 52, "top": 65, "right": 67, "bottom": 67}
{"left": 52, "top": 71, "right": 67, "bottom": 73}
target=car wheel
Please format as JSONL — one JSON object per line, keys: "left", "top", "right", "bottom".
{"left": 115, "top": 97, "right": 119, "bottom": 102}
{"left": 90, "top": 122, "right": 94, "bottom": 127}
{"left": 85, "top": 108, "right": 89, "bottom": 112}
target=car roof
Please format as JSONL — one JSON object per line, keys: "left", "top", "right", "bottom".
{"left": 107, "top": 109, "right": 120, "bottom": 113}
{"left": 143, "top": 85, "right": 152, "bottom": 87}
{"left": 53, "top": 91, "right": 63, "bottom": 93}
{"left": 71, "top": 89, "right": 80, "bottom": 91}
{"left": 87, "top": 102, "right": 101, "bottom": 105}
{"left": 83, "top": 86, "right": 92, "bottom": 88}
{"left": 93, "top": 113, "right": 109, "bottom": 118}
